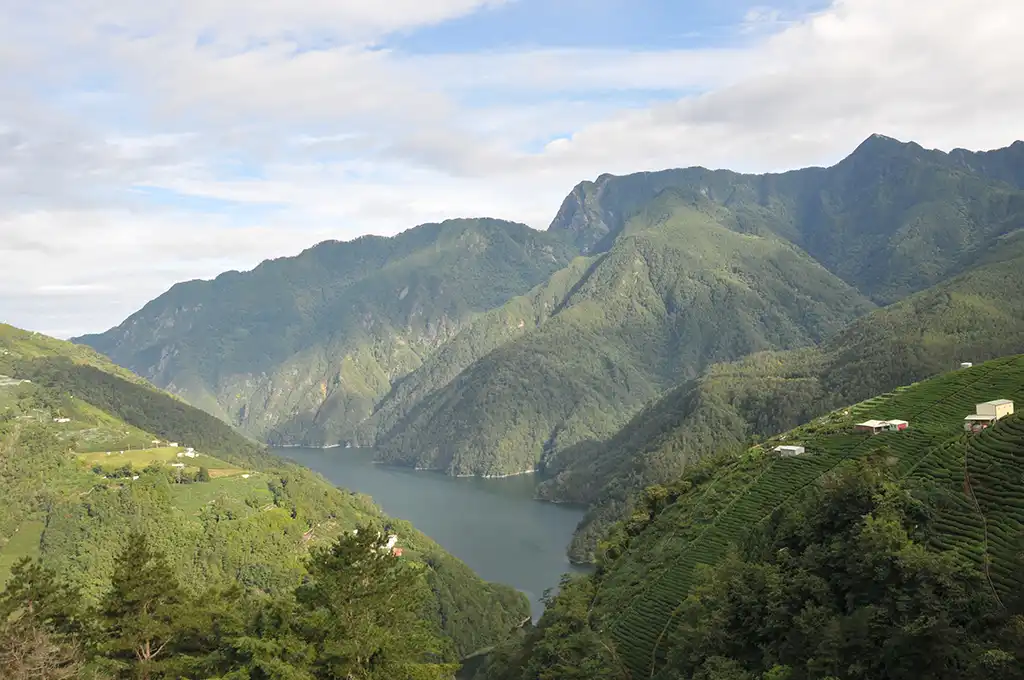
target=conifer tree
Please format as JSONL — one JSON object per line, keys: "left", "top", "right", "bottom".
{"left": 296, "top": 525, "right": 458, "bottom": 680}
{"left": 0, "top": 557, "right": 84, "bottom": 636}
{"left": 0, "top": 558, "right": 86, "bottom": 680}
{"left": 97, "top": 532, "right": 184, "bottom": 679}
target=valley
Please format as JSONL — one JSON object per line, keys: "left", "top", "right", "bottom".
{"left": 278, "top": 446, "right": 590, "bottom": 621}
{"left": 7, "top": 0, "right": 1024, "bottom": 675}
{"left": 5, "top": 134, "right": 1024, "bottom": 678}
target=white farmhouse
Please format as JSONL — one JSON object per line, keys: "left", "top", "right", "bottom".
{"left": 964, "top": 400, "right": 1015, "bottom": 432}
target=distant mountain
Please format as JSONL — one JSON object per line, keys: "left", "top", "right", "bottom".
{"left": 76, "top": 219, "right": 576, "bottom": 446}
{"left": 549, "top": 134, "right": 1024, "bottom": 303}
{"left": 548, "top": 229, "right": 1024, "bottom": 562}
{"left": 0, "top": 323, "right": 528, "bottom": 656}
{"left": 76, "top": 136, "right": 1024, "bottom": 479}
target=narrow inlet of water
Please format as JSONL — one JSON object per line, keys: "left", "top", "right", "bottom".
{"left": 278, "top": 447, "right": 591, "bottom": 620}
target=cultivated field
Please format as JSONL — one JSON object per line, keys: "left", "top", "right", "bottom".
{"left": 600, "top": 356, "right": 1024, "bottom": 678}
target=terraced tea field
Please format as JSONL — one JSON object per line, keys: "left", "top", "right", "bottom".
{"left": 599, "top": 356, "right": 1024, "bottom": 678}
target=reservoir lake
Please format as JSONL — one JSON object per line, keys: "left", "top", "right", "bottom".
{"left": 277, "top": 447, "right": 590, "bottom": 620}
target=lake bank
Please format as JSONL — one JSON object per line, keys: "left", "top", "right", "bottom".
{"left": 277, "top": 446, "right": 591, "bottom": 621}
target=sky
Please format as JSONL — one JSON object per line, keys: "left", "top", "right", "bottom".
{"left": 1, "top": 0, "right": 1023, "bottom": 339}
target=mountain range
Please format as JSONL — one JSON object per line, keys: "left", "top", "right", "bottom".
{"left": 75, "top": 134, "right": 1024, "bottom": 560}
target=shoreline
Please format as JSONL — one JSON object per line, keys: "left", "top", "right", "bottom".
{"left": 273, "top": 445, "right": 542, "bottom": 482}
{"left": 271, "top": 442, "right": 357, "bottom": 450}
{"left": 456, "top": 468, "right": 537, "bottom": 479}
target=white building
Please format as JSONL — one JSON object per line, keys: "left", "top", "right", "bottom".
{"left": 855, "top": 419, "right": 909, "bottom": 434}
{"left": 976, "top": 399, "right": 1014, "bottom": 419}
{"left": 964, "top": 400, "right": 1015, "bottom": 432}
{"left": 773, "top": 445, "right": 805, "bottom": 457}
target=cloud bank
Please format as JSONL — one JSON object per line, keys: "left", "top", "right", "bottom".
{"left": 1, "top": 0, "right": 1022, "bottom": 337}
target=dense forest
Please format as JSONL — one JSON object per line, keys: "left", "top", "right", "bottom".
{"left": 478, "top": 356, "right": 1024, "bottom": 679}
{"left": 483, "top": 462, "right": 1024, "bottom": 680}
{"left": 0, "top": 325, "right": 530, "bottom": 668}
{"left": 1, "top": 527, "right": 461, "bottom": 679}
{"left": 546, "top": 231, "right": 1024, "bottom": 561}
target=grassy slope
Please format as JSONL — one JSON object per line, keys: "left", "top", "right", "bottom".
{"left": 374, "top": 193, "right": 873, "bottom": 476}
{"left": 587, "top": 355, "right": 1024, "bottom": 677}
{"left": 75, "top": 219, "right": 576, "bottom": 446}
{"left": 0, "top": 325, "right": 528, "bottom": 656}
{"left": 549, "top": 234, "right": 1024, "bottom": 562}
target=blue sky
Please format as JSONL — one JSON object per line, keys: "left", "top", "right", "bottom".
{"left": 0, "top": 0, "right": 1021, "bottom": 338}
{"left": 391, "top": 0, "right": 768, "bottom": 52}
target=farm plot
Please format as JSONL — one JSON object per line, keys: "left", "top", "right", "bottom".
{"left": 78, "top": 446, "right": 245, "bottom": 477}
{"left": 604, "top": 355, "right": 1024, "bottom": 679}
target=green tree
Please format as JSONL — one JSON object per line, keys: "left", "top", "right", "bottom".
{"left": 296, "top": 526, "right": 459, "bottom": 680}
{"left": 484, "top": 576, "right": 627, "bottom": 680}
{"left": 0, "top": 558, "right": 88, "bottom": 680}
{"left": 211, "top": 595, "right": 316, "bottom": 680}
{"left": 96, "top": 532, "right": 184, "bottom": 679}
{"left": 657, "top": 464, "right": 1023, "bottom": 680}
{"left": 197, "top": 466, "right": 211, "bottom": 482}
{"left": 0, "top": 558, "right": 86, "bottom": 637}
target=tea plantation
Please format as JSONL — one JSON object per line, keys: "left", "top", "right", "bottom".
{"left": 592, "top": 355, "right": 1024, "bottom": 678}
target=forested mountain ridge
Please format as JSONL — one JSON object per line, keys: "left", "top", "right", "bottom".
{"left": 0, "top": 324, "right": 529, "bottom": 663}
{"left": 76, "top": 218, "right": 576, "bottom": 445}
{"left": 545, "top": 230, "right": 1024, "bottom": 561}
{"left": 75, "top": 136, "right": 1024, "bottom": 474}
{"left": 550, "top": 134, "right": 1024, "bottom": 302}
{"left": 374, "top": 192, "right": 874, "bottom": 475}
{"left": 481, "top": 357, "right": 1024, "bottom": 680}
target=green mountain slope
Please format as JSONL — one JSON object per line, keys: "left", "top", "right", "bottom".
{"left": 0, "top": 324, "right": 528, "bottom": 657}
{"left": 75, "top": 219, "right": 576, "bottom": 446}
{"left": 373, "top": 191, "right": 874, "bottom": 476}
{"left": 552, "top": 233, "right": 1024, "bottom": 561}
{"left": 549, "top": 134, "right": 1024, "bottom": 303}
{"left": 76, "top": 136, "right": 1024, "bottom": 472}
{"left": 492, "top": 355, "right": 1024, "bottom": 679}
{"left": 359, "top": 256, "right": 600, "bottom": 445}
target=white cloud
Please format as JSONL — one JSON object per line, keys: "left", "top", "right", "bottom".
{"left": 528, "top": 0, "right": 1024, "bottom": 174}
{"left": 2, "top": 0, "right": 1024, "bottom": 338}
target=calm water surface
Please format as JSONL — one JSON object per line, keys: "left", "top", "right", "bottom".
{"left": 277, "top": 447, "right": 590, "bottom": 620}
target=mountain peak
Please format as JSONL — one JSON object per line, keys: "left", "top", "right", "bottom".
{"left": 850, "top": 132, "right": 911, "bottom": 155}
